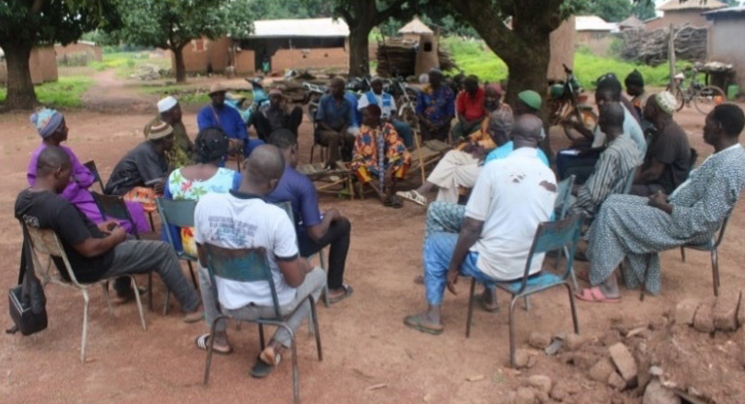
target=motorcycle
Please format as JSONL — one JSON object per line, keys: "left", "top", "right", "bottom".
{"left": 547, "top": 64, "right": 597, "bottom": 142}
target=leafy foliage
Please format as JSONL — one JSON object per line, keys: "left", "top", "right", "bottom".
{"left": 0, "top": 76, "right": 94, "bottom": 108}
{"left": 579, "top": 0, "right": 633, "bottom": 22}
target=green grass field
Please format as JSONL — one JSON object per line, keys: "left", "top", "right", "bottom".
{"left": 442, "top": 36, "right": 689, "bottom": 90}
{"left": 0, "top": 76, "right": 94, "bottom": 109}
{"left": 91, "top": 52, "right": 171, "bottom": 78}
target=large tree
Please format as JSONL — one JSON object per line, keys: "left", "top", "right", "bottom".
{"left": 333, "top": 0, "right": 417, "bottom": 76}
{"left": 584, "top": 0, "right": 633, "bottom": 22}
{"left": 0, "top": 0, "right": 118, "bottom": 110}
{"left": 112, "top": 0, "right": 253, "bottom": 83}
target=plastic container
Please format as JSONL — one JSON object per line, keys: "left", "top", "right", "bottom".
{"left": 728, "top": 84, "right": 740, "bottom": 101}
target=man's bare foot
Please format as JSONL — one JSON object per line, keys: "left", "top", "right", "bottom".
{"left": 403, "top": 312, "right": 443, "bottom": 335}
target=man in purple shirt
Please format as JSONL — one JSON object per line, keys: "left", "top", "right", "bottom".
{"left": 266, "top": 129, "right": 353, "bottom": 303}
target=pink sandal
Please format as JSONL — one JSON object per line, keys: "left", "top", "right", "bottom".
{"left": 575, "top": 287, "right": 621, "bottom": 303}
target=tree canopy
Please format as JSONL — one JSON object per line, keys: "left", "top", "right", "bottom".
{"left": 582, "top": 0, "right": 633, "bottom": 22}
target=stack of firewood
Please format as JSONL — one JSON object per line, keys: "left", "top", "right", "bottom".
{"left": 376, "top": 37, "right": 458, "bottom": 77}
{"left": 620, "top": 25, "right": 707, "bottom": 66}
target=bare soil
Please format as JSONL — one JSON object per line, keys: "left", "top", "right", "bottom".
{"left": 1, "top": 88, "right": 743, "bottom": 403}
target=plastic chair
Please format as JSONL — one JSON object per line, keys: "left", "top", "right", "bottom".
{"left": 553, "top": 175, "right": 578, "bottom": 290}
{"left": 83, "top": 160, "right": 105, "bottom": 194}
{"left": 679, "top": 210, "right": 732, "bottom": 296}
{"left": 201, "top": 244, "right": 322, "bottom": 404}
{"left": 464, "top": 214, "right": 584, "bottom": 368}
{"left": 22, "top": 221, "right": 147, "bottom": 363}
{"left": 155, "top": 198, "right": 200, "bottom": 313}
{"left": 274, "top": 201, "right": 330, "bottom": 307}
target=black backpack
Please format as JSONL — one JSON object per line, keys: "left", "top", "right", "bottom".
{"left": 7, "top": 223, "right": 48, "bottom": 336}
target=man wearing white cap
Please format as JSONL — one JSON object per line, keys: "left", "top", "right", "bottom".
{"left": 144, "top": 96, "right": 193, "bottom": 169}
{"left": 630, "top": 91, "right": 691, "bottom": 196}
{"left": 197, "top": 82, "right": 264, "bottom": 158}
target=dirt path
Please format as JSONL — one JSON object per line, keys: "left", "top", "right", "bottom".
{"left": 81, "top": 69, "right": 157, "bottom": 114}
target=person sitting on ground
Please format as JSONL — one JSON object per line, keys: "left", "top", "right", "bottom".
{"left": 27, "top": 108, "right": 150, "bottom": 234}
{"left": 403, "top": 115, "right": 557, "bottom": 334}
{"left": 315, "top": 77, "right": 358, "bottom": 168}
{"left": 557, "top": 73, "right": 645, "bottom": 184}
{"left": 145, "top": 96, "right": 194, "bottom": 169}
{"left": 266, "top": 129, "right": 354, "bottom": 303}
{"left": 105, "top": 121, "right": 174, "bottom": 213}
{"left": 357, "top": 77, "right": 414, "bottom": 149}
{"left": 163, "top": 127, "right": 242, "bottom": 257}
{"left": 397, "top": 107, "right": 515, "bottom": 206}
{"left": 630, "top": 91, "right": 691, "bottom": 196}
{"left": 253, "top": 88, "right": 304, "bottom": 142}
{"left": 625, "top": 69, "right": 648, "bottom": 122}
{"left": 193, "top": 145, "right": 326, "bottom": 378}
{"left": 351, "top": 105, "right": 411, "bottom": 208}
{"left": 567, "top": 102, "right": 640, "bottom": 219}
{"left": 16, "top": 146, "right": 202, "bottom": 317}
{"left": 451, "top": 75, "right": 486, "bottom": 142}
{"left": 197, "top": 82, "right": 264, "bottom": 159}
{"left": 577, "top": 104, "right": 745, "bottom": 303}
{"left": 416, "top": 68, "right": 455, "bottom": 142}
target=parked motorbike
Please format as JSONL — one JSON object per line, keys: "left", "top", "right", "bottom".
{"left": 547, "top": 64, "right": 597, "bottom": 142}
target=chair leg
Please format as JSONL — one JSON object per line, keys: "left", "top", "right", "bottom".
{"left": 565, "top": 246, "right": 579, "bottom": 291}
{"left": 711, "top": 249, "right": 719, "bottom": 297}
{"left": 680, "top": 246, "right": 686, "bottom": 262}
{"left": 508, "top": 296, "right": 519, "bottom": 368}
{"left": 147, "top": 273, "right": 153, "bottom": 312}
{"left": 566, "top": 283, "right": 580, "bottom": 334}
{"left": 310, "top": 297, "right": 323, "bottom": 361}
{"left": 187, "top": 260, "right": 199, "bottom": 290}
{"left": 310, "top": 144, "right": 315, "bottom": 164}
{"left": 163, "top": 291, "right": 171, "bottom": 316}
{"left": 275, "top": 323, "right": 299, "bottom": 404}
{"left": 80, "top": 289, "right": 90, "bottom": 363}
{"left": 101, "top": 282, "right": 115, "bottom": 316}
{"left": 465, "top": 278, "right": 476, "bottom": 338}
{"left": 319, "top": 249, "right": 330, "bottom": 308}
{"left": 130, "top": 276, "right": 147, "bottom": 331}
{"left": 204, "top": 315, "right": 229, "bottom": 385}
{"left": 524, "top": 296, "right": 530, "bottom": 311}
{"left": 147, "top": 212, "right": 155, "bottom": 232}
{"left": 259, "top": 323, "right": 266, "bottom": 350}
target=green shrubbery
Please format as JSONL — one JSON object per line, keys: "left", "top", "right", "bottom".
{"left": 0, "top": 76, "right": 94, "bottom": 108}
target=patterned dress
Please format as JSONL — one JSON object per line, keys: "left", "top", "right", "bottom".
{"left": 587, "top": 144, "right": 745, "bottom": 294}
{"left": 351, "top": 122, "right": 411, "bottom": 190}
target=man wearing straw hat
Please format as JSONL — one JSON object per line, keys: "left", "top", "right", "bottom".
{"left": 197, "top": 82, "right": 264, "bottom": 158}
{"left": 144, "top": 96, "right": 193, "bottom": 169}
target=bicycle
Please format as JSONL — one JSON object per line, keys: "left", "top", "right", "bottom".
{"left": 671, "top": 65, "right": 725, "bottom": 115}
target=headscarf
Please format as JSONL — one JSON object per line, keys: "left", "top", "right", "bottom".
{"left": 195, "top": 127, "right": 229, "bottom": 164}
{"left": 30, "top": 107, "right": 64, "bottom": 138}
{"left": 654, "top": 91, "right": 677, "bottom": 115}
{"left": 487, "top": 108, "right": 515, "bottom": 140}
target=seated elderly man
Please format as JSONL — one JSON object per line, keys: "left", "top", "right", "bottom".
{"left": 352, "top": 105, "right": 411, "bottom": 208}
{"left": 197, "top": 83, "right": 264, "bottom": 158}
{"left": 567, "top": 102, "right": 640, "bottom": 219}
{"left": 417, "top": 68, "right": 455, "bottom": 142}
{"left": 193, "top": 145, "right": 326, "bottom": 378}
{"left": 357, "top": 77, "right": 414, "bottom": 149}
{"left": 253, "top": 88, "right": 304, "bottom": 142}
{"left": 577, "top": 104, "right": 745, "bottom": 303}
{"left": 315, "top": 78, "right": 358, "bottom": 168}
{"left": 451, "top": 75, "right": 486, "bottom": 142}
{"left": 404, "top": 115, "right": 557, "bottom": 334}
{"left": 145, "top": 96, "right": 194, "bottom": 169}
{"left": 16, "top": 146, "right": 202, "bottom": 316}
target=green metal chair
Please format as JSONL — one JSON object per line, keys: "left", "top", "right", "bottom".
{"left": 83, "top": 160, "right": 105, "bottom": 194}
{"left": 464, "top": 214, "right": 584, "bottom": 368}
{"left": 679, "top": 210, "right": 732, "bottom": 297}
{"left": 201, "top": 244, "right": 322, "bottom": 404}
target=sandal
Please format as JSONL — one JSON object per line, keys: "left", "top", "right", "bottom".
{"left": 383, "top": 195, "right": 404, "bottom": 209}
{"left": 195, "top": 333, "right": 233, "bottom": 355}
{"left": 251, "top": 348, "right": 282, "bottom": 379}
{"left": 328, "top": 284, "right": 354, "bottom": 304}
{"left": 575, "top": 287, "right": 621, "bottom": 303}
{"left": 403, "top": 314, "right": 443, "bottom": 335}
{"left": 396, "top": 190, "right": 427, "bottom": 206}
{"left": 474, "top": 293, "right": 500, "bottom": 313}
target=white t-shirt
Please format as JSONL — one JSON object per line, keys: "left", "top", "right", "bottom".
{"left": 357, "top": 92, "right": 397, "bottom": 119}
{"left": 465, "top": 147, "right": 557, "bottom": 280}
{"left": 194, "top": 191, "right": 299, "bottom": 309}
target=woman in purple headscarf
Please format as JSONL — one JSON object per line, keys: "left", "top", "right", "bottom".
{"left": 27, "top": 108, "right": 150, "bottom": 233}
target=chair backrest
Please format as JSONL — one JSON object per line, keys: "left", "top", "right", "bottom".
{"left": 202, "top": 243, "right": 281, "bottom": 316}
{"left": 22, "top": 221, "right": 81, "bottom": 286}
{"left": 91, "top": 192, "right": 139, "bottom": 238}
{"left": 517, "top": 214, "right": 585, "bottom": 293}
{"left": 555, "top": 175, "right": 575, "bottom": 220}
{"left": 156, "top": 198, "right": 197, "bottom": 228}
{"left": 713, "top": 209, "right": 733, "bottom": 248}
{"left": 274, "top": 201, "right": 294, "bottom": 222}
{"left": 83, "top": 160, "right": 105, "bottom": 194}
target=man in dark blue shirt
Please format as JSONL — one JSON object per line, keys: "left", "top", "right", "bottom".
{"left": 266, "top": 129, "right": 353, "bottom": 303}
{"left": 315, "top": 78, "right": 358, "bottom": 168}
{"left": 197, "top": 82, "right": 264, "bottom": 157}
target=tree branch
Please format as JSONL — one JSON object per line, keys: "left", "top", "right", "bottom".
{"left": 375, "top": 0, "right": 410, "bottom": 25}
{"left": 334, "top": 5, "right": 355, "bottom": 25}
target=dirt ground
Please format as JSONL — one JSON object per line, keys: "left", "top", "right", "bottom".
{"left": 0, "top": 85, "right": 743, "bottom": 404}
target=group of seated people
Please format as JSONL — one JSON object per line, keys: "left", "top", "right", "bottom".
{"left": 15, "top": 66, "right": 745, "bottom": 379}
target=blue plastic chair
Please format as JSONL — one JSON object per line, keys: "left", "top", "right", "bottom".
{"left": 464, "top": 214, "right": 584, "bottom": 368}
{"left": 201, "top": 244, "right": 322, "bottom": 404}
{"left": 155, "top": 197, "right": 200, "bottom": 313}
{"left": 553, "top": 175, "right": 579, "bottom": 291}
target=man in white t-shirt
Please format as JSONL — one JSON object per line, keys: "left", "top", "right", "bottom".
{"left": 193, "top": 145, "right": 325, "bottom": 379}
{"left": 404, "top": 115, "right": 557, "bottom": 335}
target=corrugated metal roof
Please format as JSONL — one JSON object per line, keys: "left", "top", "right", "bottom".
{"left": 398, "top": 17, "right": 434, "bottom": 34}
{"left": 703, "top": 5, "right": 745, "bottom": 17}
{"left": 249, "top": 18, "right": 349, "bottom": 38}
{"left": 658, "top": 0, "right": 727, "bottom": 11}
{"left": 575, "top": 15, "right": 616, "bottom": 31}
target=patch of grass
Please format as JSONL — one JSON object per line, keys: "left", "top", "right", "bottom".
{"left": 0, "top": 76, "right": 94, "bottom": 108}
{"left": 140, "top": 84, "right": 254, "bottom": 106}
{"left": 90, "top": 52, "right": 170, "bottom": 78}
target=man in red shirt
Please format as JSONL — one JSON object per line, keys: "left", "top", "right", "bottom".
{"left": 452, "top": 75, "right": 486, "bottom": 142}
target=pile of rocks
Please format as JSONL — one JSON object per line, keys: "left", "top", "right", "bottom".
{"left": 674, "top": 291, "right": 744, "bottom": 334}
{"left": 130, "top": 64, "right": 170, "bottom": 81}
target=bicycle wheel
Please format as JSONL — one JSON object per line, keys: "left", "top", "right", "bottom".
{"left": 693, "top": 86, "right": 725, "bottom": 115}
{"left": 674, "top": 87, "right": 685, "bottom": 112}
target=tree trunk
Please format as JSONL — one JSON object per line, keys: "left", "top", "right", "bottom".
{"left": 2, "top": 42, "right": 38, "bottom": 110}
{"left": 348, "top": 26, "right": 371, "bottom": 77}
{"left": 173, "top": 45, "right": 187, "bottom": 83}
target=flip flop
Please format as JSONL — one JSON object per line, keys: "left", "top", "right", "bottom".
{"left": 250, "top": 352, "right": 281, "bottom": 379}
{"left": 383, "top": 195, "right": 404, "bottom": 209}
{"left": 474, "top": 293, "right": 500, "bottom": 313}
{"left": 396, "top": 190, "right": 427, "bottom": 206}
{"left": 403, "top": 314, "right": 443, "bottom": 335}
{"left": 575, "top": 287, "right": 621, "bottom": 303}
{"left": 328, "top": 284, "right": 354, "bottom": 304}
{"left": 195, "top": 333, "right": 233, "bottom": 355}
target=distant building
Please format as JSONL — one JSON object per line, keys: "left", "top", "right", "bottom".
{"left": 704, "top": 6, "right": 745, "bottom": 92}
{"left": 172, "top": 18, "right": 350, "bottom": 76}
{"left": 397, "top": 16, "right": 434, "bottom": 42}
{"left": 619, "top": 15, "right": 645, "bottom": 31}
{"left": 0, "top": 46, "right": 58, "bottom": 85}
{"left": 646, "top": 0, "right": 727, "bottom": 30}
{"left": 55, "top": 40, "right": 103, "bottom": 64}
{"left": 574, "top": 15, "right": 617, "bottom": 56}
